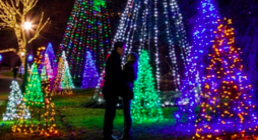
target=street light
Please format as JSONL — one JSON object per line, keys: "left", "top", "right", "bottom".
{"left": 28, "top": 54, "right": 33, "bottom": 62}
{"left": 23, "top": 22, "right": 32, "bottom": 30}
{"left": 0, "top": 54, "right": 2, "bottom": 62}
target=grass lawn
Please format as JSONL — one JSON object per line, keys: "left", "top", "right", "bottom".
{"left": 0, "top": 89, "right": 181, "bottom": 140}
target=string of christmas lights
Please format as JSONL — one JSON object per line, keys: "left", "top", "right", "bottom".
{"left": 39, "top": 82, "right": 59, "bottom": 136}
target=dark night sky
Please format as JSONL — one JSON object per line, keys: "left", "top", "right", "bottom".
{"left": 0, "top": 0, "right": 257, "bottom": 66}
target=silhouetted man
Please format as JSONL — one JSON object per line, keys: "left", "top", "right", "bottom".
{"left": 102, "top": 42, "right": 125, "bottom": 140}
{"left": 12, "top": 66, "right": 19, "bottom": 79}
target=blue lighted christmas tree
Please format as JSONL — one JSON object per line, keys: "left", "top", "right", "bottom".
{"left": 175, "top": 0, "right": 221, "bottom": 136}
{"left": 81, "top": 51, "right": 99, "bottom": 89}
{"left": 193, "top": 0, "right": 220, "bottom": 80}
{"left": 45, "top": 43, "right": 57, "bottom": 70}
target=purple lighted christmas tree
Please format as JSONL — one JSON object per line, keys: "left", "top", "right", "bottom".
{"left": 81, "top": 51, "right": 99, "bottom": 89}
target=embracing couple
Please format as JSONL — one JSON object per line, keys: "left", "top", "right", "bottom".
{"left": 102, "top": 42, "right": 138, "bottom": 140}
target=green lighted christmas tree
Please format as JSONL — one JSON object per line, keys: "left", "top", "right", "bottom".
{"left": 24, "top": 63, "right": 44, "bottom": 106}
{"left": 2, "top": 80, "right": 30, "bottom": 121}
{"left": 132, "top": 50, "right": 163, "bottom": 122}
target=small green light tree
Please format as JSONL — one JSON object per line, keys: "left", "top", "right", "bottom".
{"left": 132, "top": 50, "right": 163, "bottom": 122}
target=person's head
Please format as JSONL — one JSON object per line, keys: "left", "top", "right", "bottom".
{"left": 127, "top": 52, "right": 139, "bottom": 79}
{"left": 114, "top": 42, "right": 126, "bottom": 55}
{"left": 127, "top": 52, "right": 138, "bottom": 65}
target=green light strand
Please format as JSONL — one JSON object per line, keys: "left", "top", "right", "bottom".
{"left": 93, "top": 0, "right": 106, "bottom": 12}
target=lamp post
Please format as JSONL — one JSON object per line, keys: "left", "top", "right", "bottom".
{"left": 21, "top": 21, "right": 32, "bottom": 93}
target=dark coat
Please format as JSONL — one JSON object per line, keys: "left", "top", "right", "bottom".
{"left": 102, "top": 50, "right": 123, "bottom": 98}
{"left": 121, "top": 62, "right": 137, "bottom": 99}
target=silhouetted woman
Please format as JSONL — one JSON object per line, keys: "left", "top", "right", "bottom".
{"left": 121, "top": 52, "right": 138, "bottom": 139}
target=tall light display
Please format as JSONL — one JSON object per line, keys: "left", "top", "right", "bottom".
{"left": 132, "top": 50, "right": 163, "bottom": 122}
{"left": 113, "top": 0, "right": 193, "bottom": 91}
{"left": 2, "top": 80, "right": 30, "bottom": 121}
{"left": 193, "top": 18, "right": 258, "bottom": 139}
{"left": 193, "top": 0, "right": 220, "bottom": 82}
{"left": 60, "top": 0, "right": 112, "bottom": 86}
{"left": 81, "top": 51, "right": 99, "bottom": 88}
{"left": 175, "top": 0, "right": 220, "bottom": 135}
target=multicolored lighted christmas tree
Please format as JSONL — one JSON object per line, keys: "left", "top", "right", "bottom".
{"left": 81, "top": 51, "right": 99, "bottom": 88}
{"left": 175, "top": 0, "right": 220, "bottom": 135}
{"left": 193, "top": 19, "right": 258, "bottom": 139}
{"left": 53, "top": 51, "right": 74, "bottom": 95}
{"left": 60, "top": 0, "right": 112, "bottom": 85}
{"left": 132, "top": 50, "right": 163, "bottom": 122}
{"left": 2, "top": 80, "right": 30, "bottom": 121}
{"left": 24, "top": 63, "right": 44, "bottom": 106}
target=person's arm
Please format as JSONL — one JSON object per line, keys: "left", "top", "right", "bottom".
{"left": 123, "top": 66, "right": 136, "bottom": 82}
